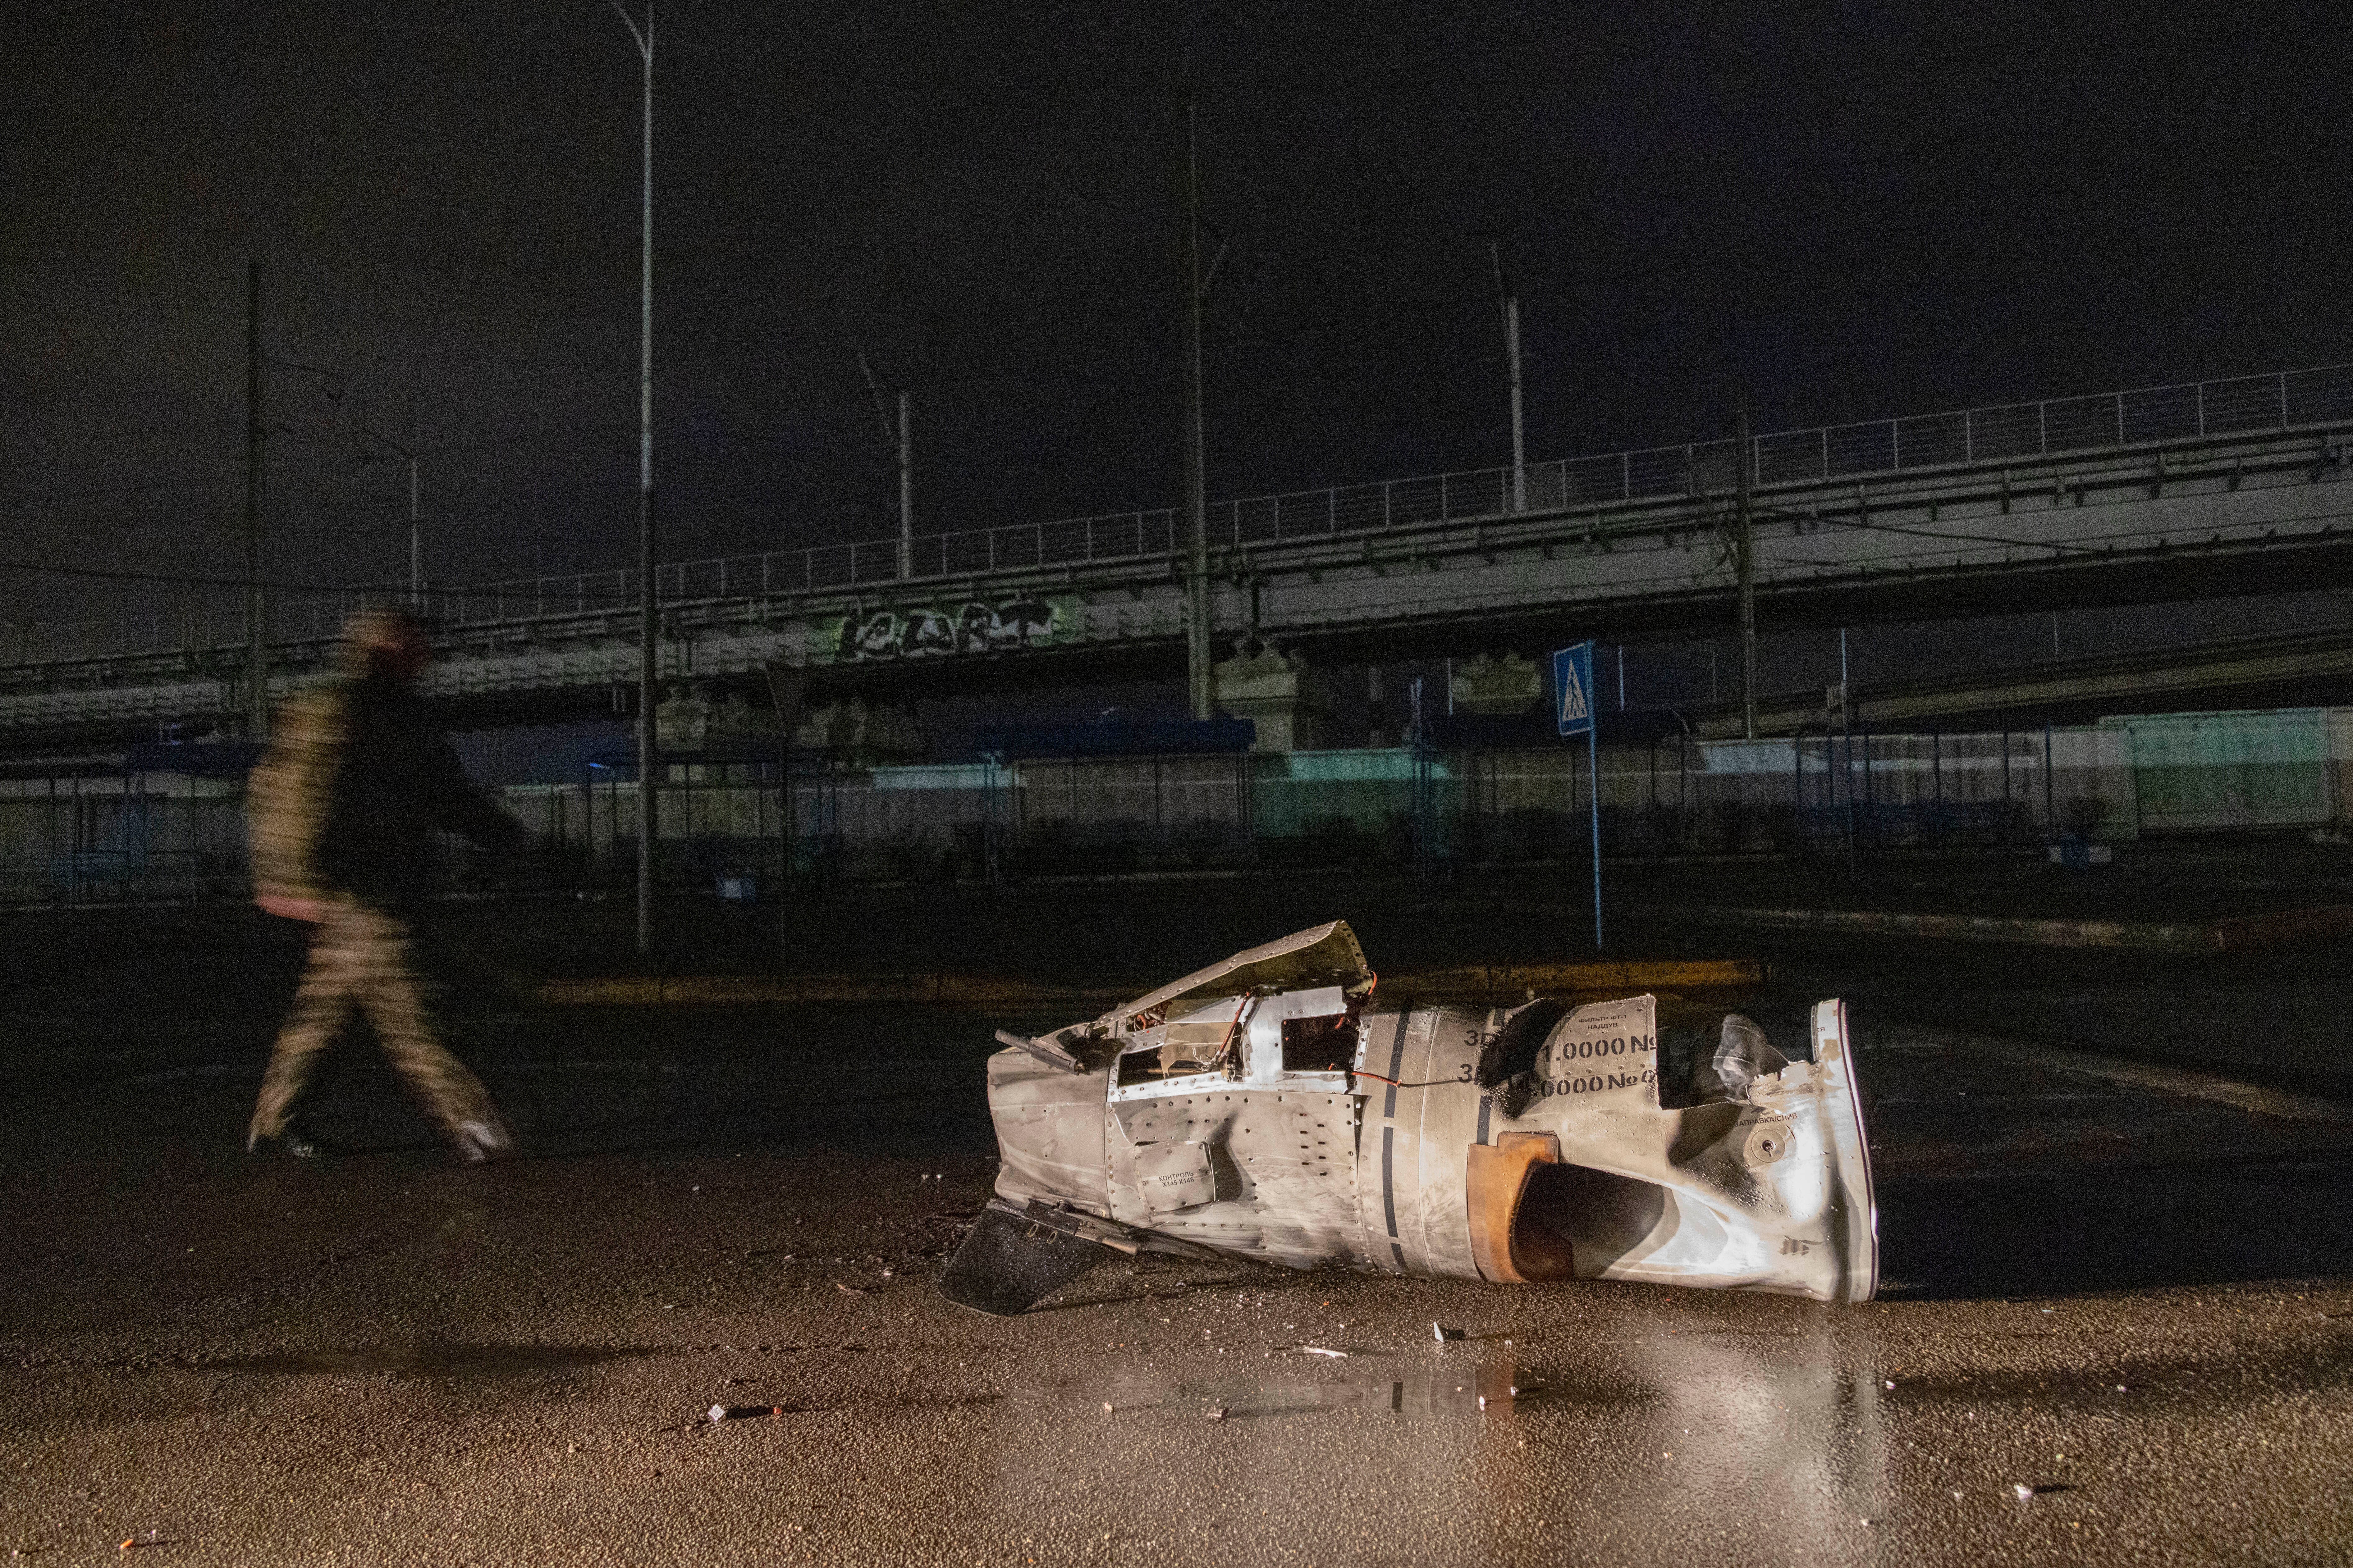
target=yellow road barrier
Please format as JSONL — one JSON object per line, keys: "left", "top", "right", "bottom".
{"left": 532, "top": 957, "right": 1764, "bottom": 1010}
{"left": 1382, "top": 958, "right": 1765, "bottom": 997}
{"left": 1665, "top": 904, "right": 2353, "bottom": 953}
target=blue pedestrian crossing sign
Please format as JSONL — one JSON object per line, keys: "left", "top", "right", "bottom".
{"left": 1553, "top": 642, "right": 1595, "bottom": 737}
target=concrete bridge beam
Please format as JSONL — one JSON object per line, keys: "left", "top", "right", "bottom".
{"left": 3, "top": 416, "right": 2351, "bottom": 755}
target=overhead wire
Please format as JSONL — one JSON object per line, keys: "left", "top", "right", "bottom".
{"left": 0, "top": 559, "right": 392, "bottom": 594}
{"left": 2, "top": 250, "right": 1555, "bottom": 519}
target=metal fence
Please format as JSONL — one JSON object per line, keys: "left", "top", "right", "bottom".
{"left": 12, "top": 362, "right": 2352, "bottom": 671}
{"left": 11, "top": 711, "right": 2353, "bottom": 905}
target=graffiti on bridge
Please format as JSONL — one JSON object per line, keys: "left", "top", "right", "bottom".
{"left": 827, "top": 596, "right": 1066, "bottom": 662}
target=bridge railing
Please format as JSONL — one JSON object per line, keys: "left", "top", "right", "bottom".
{"left": 10, "top": 363, "right": 2353, "bottom": 671}
{"left": 403, "top": 360, "right": 2353, "bottom": 619}
{"left": 406, "top": 360, "right": 2353, "bottom": 619}
{"left": 0, "top": 588, "right": 436, "bottom": 670}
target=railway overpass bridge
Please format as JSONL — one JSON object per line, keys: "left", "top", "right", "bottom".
{"left": 1681, "top": 622, "right": 2353, "bottom": 739}
{"left": 5, "top": 362, "right": 2352, "bottom": 755}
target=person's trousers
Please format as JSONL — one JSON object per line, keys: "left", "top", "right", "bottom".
{"left": 249, "top": 896, "right": 504, "bottom": 1144}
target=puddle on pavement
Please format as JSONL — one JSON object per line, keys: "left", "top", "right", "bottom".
{"left": 1050, "top": 1350, "right": 1595, "bottom": 1421}
{"left": 206, "top": 1343, "right": 664, "bottom": 1378}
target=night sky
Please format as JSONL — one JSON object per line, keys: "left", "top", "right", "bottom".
{"left": 7, "top": 2, "right": 2351, "bottom": 638}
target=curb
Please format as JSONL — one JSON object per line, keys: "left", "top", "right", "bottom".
{"left": 531, "top": 958, "right": 1766, "bottom": 1010}
{"left": 1888, "top": 1024, "right": 2353, "bottom": 1123}
{"left": 1653, "top": 904, "right": 2353, "bottom": 953}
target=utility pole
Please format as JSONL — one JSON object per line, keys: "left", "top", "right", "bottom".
{"left": 407, "top": 455, "right": 421, "bottom": 610}
{"left": 897, "top": 388, "right": 913, "bottom": 578}
{"left": 1490, "top": 239, "right": 1525, "bottom": 512}
{"left": 244, "top": 261, "right": 267, "bottom": 741}
{"left": 610, "top": 0, "right": 657, "bottom": 959}
{"left": 358, "top": 405, "right": 422, "bottom": 612}
{"left": 1181, "top": 93, "right": 1212, "bottom": 721}
{"left": 1736, "top": 402, "right": 1757, "bottom": 741}
{"left": 858, "top": 350, "right": 914, "bottom": 578}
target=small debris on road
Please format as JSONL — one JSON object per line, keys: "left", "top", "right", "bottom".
{"left": 708, "top": 1404, "right": 783, "bottom": 1423}
{"left": 1433, "top": 1323, "right": 1467, "bottom": 1342}
{"left": 1298, "top": 1346, "right": 1348, "bottom": 1358}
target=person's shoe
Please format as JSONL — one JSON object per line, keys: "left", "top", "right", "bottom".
{"left": 246, "top": 1123, "right": 330, "bottom": 1159}
{"left": 452, "top": 1119, "right": 515, "bottom": 1165}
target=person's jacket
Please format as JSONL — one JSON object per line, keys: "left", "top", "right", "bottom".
{"left": 253, "top": 673, "right": 523, "bottom": 908}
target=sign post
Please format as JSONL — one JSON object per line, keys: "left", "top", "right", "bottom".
{"left": 1553, "top": 642, "right": 1602, "bottom": 950}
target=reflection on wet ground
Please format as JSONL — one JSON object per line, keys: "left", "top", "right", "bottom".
{"left": 203, "top": 1343, "right": 665, "bottom": 1378}
{"left": 1062, "top": 1349, "right": 1543, "bottom": 1420}
{"left": 974, "top": 1310, "right": 1908, "bottom": 1562}
{"left": 5, "top": 999, "right": 2350, "bottom": 1563}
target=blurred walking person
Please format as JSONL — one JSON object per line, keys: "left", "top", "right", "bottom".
{"left": 245, "top": 608, "right": 526, "bottom": 1161}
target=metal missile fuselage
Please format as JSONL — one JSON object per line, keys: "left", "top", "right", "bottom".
{"left": 941, "top": 921, "right": 1878, "bottom": 1315}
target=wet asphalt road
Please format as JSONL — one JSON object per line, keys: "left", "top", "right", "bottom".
{"left": 3, "top": 979, "right": 2349, "bottom": 1568}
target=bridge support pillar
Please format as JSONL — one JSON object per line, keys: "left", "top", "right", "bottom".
{"left": 1449, "top": 653, "right": 1545, "bottom": 716}
{"left": 1213, "top": 645, "right": 1334, "bottom": 752}
{"left": 792, "top": 697, "right": 926, "bottom": 765}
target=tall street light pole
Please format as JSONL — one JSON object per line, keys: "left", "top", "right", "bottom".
{"left": 611, "top": 0, "right": 657, "bottom": 958}
{"left": 1181, "top": 94, "right": 1212, "bottom": 721}
{"left": 245, "top": 261, "right": 268, "bottom": 741}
